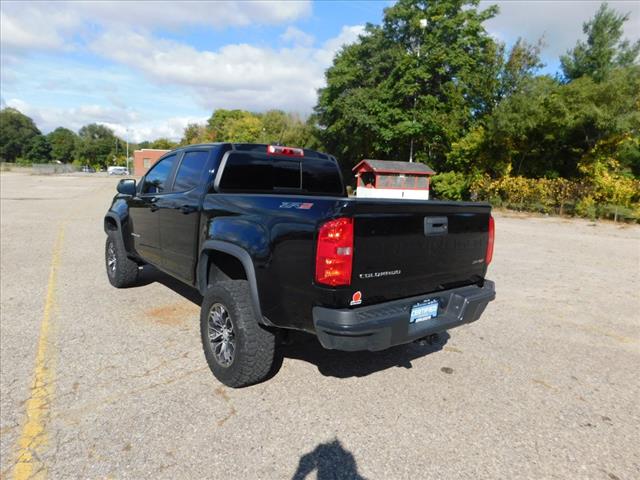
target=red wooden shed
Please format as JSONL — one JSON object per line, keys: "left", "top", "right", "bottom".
{"left": 353, "top": 159, "right": 435, "bottom": 199}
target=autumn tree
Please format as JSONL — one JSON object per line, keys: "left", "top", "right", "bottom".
{"left": 180, "top": 123, "right": 213, "bottom": 145}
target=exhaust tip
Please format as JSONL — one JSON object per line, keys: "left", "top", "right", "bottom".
{"left": 413, "top": 333, "right": 441, "bottom": 346}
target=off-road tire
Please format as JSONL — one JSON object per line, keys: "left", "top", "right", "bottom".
{"left": 200, "top": 280, "right": 275, "bottom": 388}
{"left": 105, "top": 232, "right": 139, "bottom": 288}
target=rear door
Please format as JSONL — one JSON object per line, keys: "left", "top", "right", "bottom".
{"left": 156, "top": 148, "right": 215, "bottom": 283}
{"left": 128, "top": 153, "right": 179, "bottom": 265}
{"left": 345, "top": 200, "right": 491, "bottom": 305}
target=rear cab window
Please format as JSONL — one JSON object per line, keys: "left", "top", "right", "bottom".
{"left": 173, "top": 150, "right": 210, "bottom": 192}
{"left": 216, "top": 148, "right": 344, "bottom": 196}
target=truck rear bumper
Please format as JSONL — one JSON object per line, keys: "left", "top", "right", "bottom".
{"left": 313, "top": 280, "right": 495, "bottom": 352}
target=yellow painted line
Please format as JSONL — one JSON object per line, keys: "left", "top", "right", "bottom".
{"left": 12, "top": 226, "right": 65, "bottom": 480}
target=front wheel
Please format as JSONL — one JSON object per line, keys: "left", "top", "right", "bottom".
{"left": 200, "top": 280, "right": 275, "bottom": 388}
{"left": 105, "top": 232, "right": 139, "bottom": 288}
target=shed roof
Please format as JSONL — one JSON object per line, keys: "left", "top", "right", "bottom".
{"left": 353, "top": 159, "right": 435, "bottom": 175}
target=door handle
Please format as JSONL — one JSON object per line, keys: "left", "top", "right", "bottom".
{"left": 424, "top": 216, "right": 448, "bottom": 236}
{"left": 147, "top": 196, "right": 159, "bottom": 212}
{"left": 178, "top": 205, "right": 196, "bottom": 214}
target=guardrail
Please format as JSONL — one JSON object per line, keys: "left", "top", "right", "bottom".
{"left": 31, "top": 164, "right": 81, "bottom": 175}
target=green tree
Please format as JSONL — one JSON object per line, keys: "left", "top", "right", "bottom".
{"left": 499, "top": 38, "right": 545, "bottom": 98}
{"left": 180, "top": 123, "right": 212, "bottom": 145}
{"left": 315, "top": 0, "right": 503, "bottom": 170}
{"left": 77, "top": 123, "right": 117, "bottom": 167}
{"left": 203, "top": 109, "right": 318, "bottom": 147}
{"left": 47, "top": 127, "right": 77, "bottom": 163}
{"left": 207, "top": 109, "right": 247, "bottom": 141}
{"left": 260, "top": 110, "right": 289, "bottom": 143}
{"left": 430, "top": 171, "right": 470, "bottom": 200}
{"left": 25, "top": 135, "right": 52, "bottom": 163}
{"left": 224, "top": 114, "right": 263, "bottom": 143}
{"left": 451, "top": 65, "right": 640, "bottom": 178}
{"left": 263, "top": 111, "right": 319, "bottom": 147}
{"left": 149, "top": 138, "right": 178, "bottom": 149}
{"left": 0, "top": 108, "right": 41, "bottom": 162}
{"left": 560, "top": 3, "right": 640, "bottom": 82}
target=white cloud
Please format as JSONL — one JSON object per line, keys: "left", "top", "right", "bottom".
{"left": 0, "top": 0, "right": 363, "bottom": 139}
{"left": 281, "top": 26, "right": 315, "bottom": 47}
{"left": 76, "top": 1, "right": 311, "bottom": 30}
{"left": 482, "top": 1, "right": 640, "bottom": 61}
{"left": 105, "top": 116, "right": 209, "bottom": 143}
{"left": 88, "top": 25, "right": 365, "bottom": 113}
{"left": 6, "top": 98, "right": 134, "bottom": 130}
{"left": 315, "top": 25, "right": 366, "bottom": 65}
{"left": 0, "top": 7, "right": 72, "bottom": 51}
{"left": 3, "top": 97, "right": 199, "bottom": 142}
{"left": 0, "top": 1, "right": 311, "bottom": 54}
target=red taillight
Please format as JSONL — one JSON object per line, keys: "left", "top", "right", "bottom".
{"left": 486, "top": 215, "right": 495, "bottom": 265}
{"left": 267, "top": 145, "right": 304, "bottom": 157}
{"left": 315, "top": 217, "right": 354, "bottom": 287}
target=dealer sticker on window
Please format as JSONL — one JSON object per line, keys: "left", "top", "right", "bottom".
{"left": 410, "top": 299, "right": 439, "bottom": 324}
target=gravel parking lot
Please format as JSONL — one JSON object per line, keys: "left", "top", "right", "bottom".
{"left": 1, "top": 172, "right": 638, "bottom": 479}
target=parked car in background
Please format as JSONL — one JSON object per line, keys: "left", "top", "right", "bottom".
{"left": 108, "top": 166, "right": 129, "bottom": 175}
{"left": 82, "top": 166, "right": 96, "bottom": 173}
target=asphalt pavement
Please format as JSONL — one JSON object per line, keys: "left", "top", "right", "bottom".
{"left": 1, "top": 172, "right": 638, "bottom": 479}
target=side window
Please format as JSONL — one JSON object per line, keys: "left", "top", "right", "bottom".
{"left": 142, "top": 154, "right": 177, "bottom": 194}
{"left": 173, "top": 151, "right": 209, "bottom": 192}
{"left": 219, "top": 155, "right": 272, "bottom": 191}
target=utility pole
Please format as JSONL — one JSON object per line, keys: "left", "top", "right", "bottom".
{"left": 126, "top": 129, "right": 130, "bottom": 175}
{"left": 409, "top": 18, "right": 428, "bottom": 163}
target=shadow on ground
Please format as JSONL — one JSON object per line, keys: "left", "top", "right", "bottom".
{"left": 292, "top": 439, "right": 367, "bottom": 480}
{"left": 277, "top": 331, "right": 449, "bottom": 379}
{"left": 136, "top": 265, "right": 449, "bottom": 380}
{"left": 137, "top": 265, "right": 203, "bottom": 305}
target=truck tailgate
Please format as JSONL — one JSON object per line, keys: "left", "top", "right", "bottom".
{"left": 342, "top": 199, "right": 491, "bottom": 306}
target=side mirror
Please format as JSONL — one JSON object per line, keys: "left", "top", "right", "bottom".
{"left": 117, "top": 179, "right": 136, "bottom": 196}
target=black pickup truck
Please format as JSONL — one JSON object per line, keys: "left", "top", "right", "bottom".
{"left": 104, "top": 143, "right": 495, "bottom": 387}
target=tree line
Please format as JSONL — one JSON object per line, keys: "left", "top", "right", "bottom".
{"left": 309, "top": 0, "right": 639, "bottom": 220}
{"left": 0, "top": 113, "right": 181, "bottom": 168}
{"left": 315, "top": 1, "right": 638, "bottom": 177}
{"left": 0, "top": 108, "right": 316, "bottom": 169}
{"left": 1, "top": 1, "right": 638, "bottom": 218}
{"left": 180, "top": 109, "right": 318, "bottom": 151}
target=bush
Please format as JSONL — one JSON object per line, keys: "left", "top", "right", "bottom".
{"left": 430, "top": 171, "right": 470, "bottom": 201}
{"left": 470, "top": 174, "right": 639, "bottom": 222}
{"left": 575, "top": 197, "right": 597, "bottom": 220}
{"left": 598, "top": 204, "right": 640, "bottom": 222}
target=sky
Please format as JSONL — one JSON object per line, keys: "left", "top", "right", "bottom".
{"left": 1, "top": 0, "right": 638, "bottom": 143}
